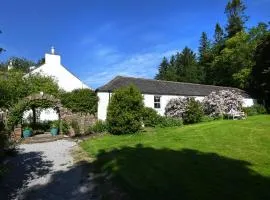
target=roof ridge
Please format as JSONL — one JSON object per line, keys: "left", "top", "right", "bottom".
{"left": 117, "top": 75, "right": 240, "bottom": 90}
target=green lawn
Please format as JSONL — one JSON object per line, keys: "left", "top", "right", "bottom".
{"left": 81, "top": 115, "right": 270, "bottom": 200}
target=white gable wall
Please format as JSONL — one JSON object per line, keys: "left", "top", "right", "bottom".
{"left": 24, "top": 51, "right": 90, "bottom": 122}
{"left": 97, "top": 92, "right": 255, "bottom": 120}
{"left": 29, "top": 53, "right": 89, "bottom": 92}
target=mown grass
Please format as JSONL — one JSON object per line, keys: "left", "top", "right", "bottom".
{"left": 81, "top": 115, "right": 270, "bottom": 200}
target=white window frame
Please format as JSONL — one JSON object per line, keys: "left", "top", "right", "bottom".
{"left": 154, "top": 96, "right": 161, "bottom": 109}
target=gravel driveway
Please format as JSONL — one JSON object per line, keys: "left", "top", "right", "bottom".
{"left": 0, "top": 140, "right": 97, "bottom": 200}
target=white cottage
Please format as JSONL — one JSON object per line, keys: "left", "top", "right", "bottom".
{"left": 23, "top": 47, "right": 90, "bottom": 122}
{"left": 96, "top": 76, "right": 255, "bottom": 120}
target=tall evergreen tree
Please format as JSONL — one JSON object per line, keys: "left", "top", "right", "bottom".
{"left": 198, "top": 32, "right": 211, "bottom": 64}
{"left": 225, "top": 0, "right": 248, "bottom": 38}
{"left": 155, "top": 57, "right": 169, "bottom": 80}
{"left": 175, "top": 47, "right": 202, "bottom": 83}
{"left": 214, "top": 23, "right": 224, "bottom": 44}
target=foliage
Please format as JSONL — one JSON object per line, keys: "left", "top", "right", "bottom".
{"left": 0, "top": 70, "right": 60, "bottom": 109}
{"left": 7, "top": 98, "right": 56, "bottom": 129}
{"left": 142, "top": 107, "right": 162, "bottom": 127}
{"left": 88, "top": 120, "right": 108, "bottom": 134}
{"left": 251, "top": 33, "right": 270, "bottom": 107}
{"left": 50, "top": 120, "right": 59, "bottom": 128}
{"left": 157, "top": 117, "right": 183, "bottom": 128}
{"left": 60, "top": 88, "right": 98, "bottom": 114}
{"left": 243, "top": 104, "right": 267, "bottom": 116}
{"left": 156, "top": 47, "right": 204, "bottom": 83}
{"left": 107, "top": 85, "right": 144, "bottom": 135}
{"left": 71, "top": 120, "right": 80, "bottom": 135}
{"left": 165, "top": 97, "right": 188, "bottom": 119}
{"left": 183, "top": 98, "right": 204, "bottom": 124}
{"left": 203, "top": 90, "right": 244, "bottom": 117}
{"left": 0, "top": 57, "right": 35, "bottom": 73}
{"left": 225, "top": 0, "right": 248, "bottom": 38}
{"left": 81, "top": 115, "right": 270, "bottom": 200}
{"left": 61, "top": 120, "right": 70, "bottom": 135}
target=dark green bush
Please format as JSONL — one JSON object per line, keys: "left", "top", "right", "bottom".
{"left": 243, "top": 104, "right": 267, "bottom": 116}
{"left": 183, "top": 98, "right": 204, "bottom": 124}
{"left": 60, "top": 88, "right": 98, "bottom": 114}
{"left": 157, "top": 117, "right": 183, "bottom": 128}
{"left": 107, "top": 85, "right": 144, "bottom": 135}
{"left": 142, "top": 107, "right": 162, "bottom": 127}
{"left": 88, "top": 120, "right": 108, "bottom": 133}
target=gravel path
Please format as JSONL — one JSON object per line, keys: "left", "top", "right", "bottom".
{"left": 0, "top": 140, "right": 97, "bottom": 200}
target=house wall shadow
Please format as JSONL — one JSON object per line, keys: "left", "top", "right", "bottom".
{"left": 92, "top": 144, "right": 270, "bottom": 200}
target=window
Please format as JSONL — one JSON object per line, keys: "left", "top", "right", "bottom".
{"left": 154, "top": 96, "right": 161, "bottom": 109}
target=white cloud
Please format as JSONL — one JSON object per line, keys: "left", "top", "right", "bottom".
{"left": 83, "top": 48, "right": 177, "bottom": 88}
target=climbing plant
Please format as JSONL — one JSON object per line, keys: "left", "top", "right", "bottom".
{"left": 7, "top": 93, "right": 60, "bottom": 129}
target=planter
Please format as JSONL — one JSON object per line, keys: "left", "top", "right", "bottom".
{"left": 23, "top": 129, "right": 32, "bottom": 138}
{"left": 50, "top": 128, "right": 59, "bottom": 136}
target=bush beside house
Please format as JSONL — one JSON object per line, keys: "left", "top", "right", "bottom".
{"left": 107, "top": 85, "right": 144, "bottom": 135}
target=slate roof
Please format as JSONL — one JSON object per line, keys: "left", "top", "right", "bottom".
{"left": 96, "top": 76, "right": 250, "bottom": 97}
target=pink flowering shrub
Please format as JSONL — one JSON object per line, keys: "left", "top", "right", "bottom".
{"left": 165, "top": 97, "right": 188, "bottom": 119}
{"left": 203, "top": 90, "right": 244, "bottom": 117}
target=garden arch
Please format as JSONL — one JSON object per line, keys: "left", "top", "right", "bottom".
{"left": 8, "top": 92, "right": 65, "bottom": 134}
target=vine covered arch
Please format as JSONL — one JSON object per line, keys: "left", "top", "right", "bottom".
{"left": 8, "top": 92, "right": 65, "bottom": 133}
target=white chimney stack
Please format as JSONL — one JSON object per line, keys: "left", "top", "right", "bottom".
{"left": 45, "top": 46, "right": 61, "bottom": 65}
{"left": 51, "top": 46, "right": 55, "bottom": 54}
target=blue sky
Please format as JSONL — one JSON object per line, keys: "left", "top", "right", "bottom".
{"left": 0, "top": 0, "right": 269, "bottom": 88}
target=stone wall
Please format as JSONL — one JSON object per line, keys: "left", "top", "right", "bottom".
{"left": 60, "top": 108, "right": 97, "bottom": 135}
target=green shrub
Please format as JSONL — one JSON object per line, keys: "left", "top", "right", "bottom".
{"left": 201, "top": 115, "right": 215, "bottom": 122}
{"left": 142, "top": 107, "right": 162, "bottom": 127}
{"left": 50, "top": 120, "right": 59, "bottom": 128}
{"left": 107, "top": 85, "right": 144, "bottom": 135}
{"left": 61, "top": 88, "right": 98, "bottom": 114}
{"left": 183, "top": 98, "right": 204, "bottom": 124}
{"left": 71, "top": 120, "right": 80, "bottom": 135}
{"left": 243, "top": 104, "right": 267, "bottom": 116}
{"left": 61, "top": 120, "right": 70, "bottom": 135}
{"left": 88, "top": 120, "right": 108, "bottom": 133}
{"left": 157, "top": 117, "right": 183, "bottom": 128}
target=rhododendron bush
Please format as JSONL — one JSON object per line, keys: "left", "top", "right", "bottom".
{"left": 203, "top": 90, "right": 244, "bottom": 117}
{"left": 165, "top": 97, "right": 188, "bottom": 119}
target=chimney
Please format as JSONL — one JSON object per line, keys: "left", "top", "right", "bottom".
{"left": 51, "top": 46, "right": 55, "bottom": 54}
{"left": 8, "top": 60, "right": 13, "bottom": 71}
{"left": 45, "top": 46, "right": 61, "bottom": 65}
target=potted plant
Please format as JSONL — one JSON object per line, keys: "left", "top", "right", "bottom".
{"left": 23, "top": 126, "right": 32, "bottom": 138}
{"left": 50, "top": 120, "right": 59, "bottom": 136}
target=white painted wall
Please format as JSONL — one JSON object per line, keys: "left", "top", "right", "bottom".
{"left": 97, "top": 92, "right": 110, "bottom": 120}
{"left": 23, "top": 108, "right": 58, "bottom": 123}
{"left": 28, "top": 53, "right": 89, "bottom": 92}
{"left": 23, "top": 49, "right": 90, "bottom": 122}
{"left": 143, "top": 94, "right": 205, "bottom": 116}
{"left": 97, "top": 92, "right": 256, "bottom": 120}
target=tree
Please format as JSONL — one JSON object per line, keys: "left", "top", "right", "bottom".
{"left": 155, "top": 57, "right": 169, "bottom": 80}
{"left": 214, "top": 23, "right": 225, "bottom": 45}
{"left": 107, "top": 85, "right": 144, "bottom": 135}
{"left": 60, "top": 88, "right": 98, "bottom": 114}
{"left": 198, "top": 32, "right": 211, "bottom": 64}
{"left": 225, "top": 0, "right": 248, "bottom": 38}
{"left": 175, "top": 47, "right": 203, "bottom": 83}
{"left": 251, "top": 33, "right": 270, "bottom": 107}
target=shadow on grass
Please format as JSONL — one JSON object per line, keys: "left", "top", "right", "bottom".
{"left": 91, "top": 144, "right": 270, "bottom": 200}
